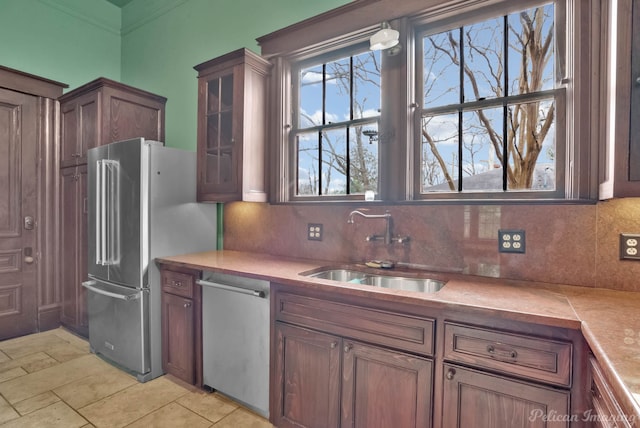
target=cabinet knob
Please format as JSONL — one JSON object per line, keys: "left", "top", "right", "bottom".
{"left": 330, "top": 341, "right": 338, "bottom": 349}
{"left": 344, "top": 344, "right": 353, "bottom": 353}
{"left": 173, "top": 281, "right": 182, "bottom": 287}
{"left": 184, "top": 302, "right": 191, "bottom": 308}
{"left": 446, "top": 368, "right": 456, "bottom": 380}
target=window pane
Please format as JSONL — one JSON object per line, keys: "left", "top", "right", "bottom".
{"left": 350, "top": 123, "right": 378, "bottom": 194}
{"left": 325, "top": 57, "right": 351, "bottom": 124}
{"left": 508, "top": 4, "right": 555, "bottom": 95}
{"left": 322, "top": 128, "right": 347, "bottom": 195}
{"left": 298, "top": 65, "right": 323, "bottom": 128}
{"left": 463, "top": 16, "right": 504, "bottom": 101}
{"left": 507, "top": 99, "right": 556, "bottom": 190}
{"left": 423, "top": 30, "right": 460, "bottom": 108}
{"left": 461, "top": 108, "right": 504, "bottom": 192}
{"left": 353, "top": 51, "right": 381, "bottom": 119}
{"left": 296, "top": 131, "right": 320, "bottom": 196}
{"left": 420, "top": 113, "right": 459, "bottom": 192}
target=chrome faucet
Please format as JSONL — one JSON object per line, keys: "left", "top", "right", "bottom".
{"left": 347, "top": 210, "right": 409, "bottom": 245}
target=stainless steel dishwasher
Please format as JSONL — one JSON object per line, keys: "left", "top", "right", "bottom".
{"left": 197, "top": 272, "right": 270, "bottom": 418}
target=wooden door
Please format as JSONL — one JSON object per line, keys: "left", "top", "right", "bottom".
{"left": 442, "top": 364, "right": 570, "bottom": 428}
{"left": 0, "top": 87, "right": 39, "bottom": 339}
{"left": 341, "top": 341, "right": 432, "bottom": 428}
{"left": 273, "top": 322, "right": 341, "bottom": 428}
{"left": 162, "top": 292, "right": 194, "bottom": 384}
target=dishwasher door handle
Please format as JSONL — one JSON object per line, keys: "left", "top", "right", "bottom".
{"left": 197, "top": 279, "right": 266, "bottom": 298}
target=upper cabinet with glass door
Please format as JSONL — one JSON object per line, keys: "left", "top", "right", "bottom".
{"left": 599, "top": 0, "right": 640, "bottom": 199}
{"left": 194, "top": 49, "right": 271, "bottom": 202}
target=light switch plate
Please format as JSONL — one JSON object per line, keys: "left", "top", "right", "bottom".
{"left": 620, "top": 233, "right": 640, "bottom": 260}
{"left": 498, "top": 229, "right": 526, "bottom": 254}
{"left": 308, "top": 223, "right": 323, "bottom": 241}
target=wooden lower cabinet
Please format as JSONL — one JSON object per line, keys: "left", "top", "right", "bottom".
{"left": 274, "top": 321, "right": 432, "bottom": 428}
{"left": 160, "top": 267, "right": 202, "bottom": 385}
{"left": 162, "top": 292, "right": 195, "bottom": 383}
{"left": 442, "top": 363, "right": 569, "bottom": 428}
{"left": 342, "top": 340, "right": 432, "bottom": 428}
{"left": 589, "top": 357, "right": 635, "bottom": 428}
{"left": 274, "top": 322, "right": 341, "bottom": 428}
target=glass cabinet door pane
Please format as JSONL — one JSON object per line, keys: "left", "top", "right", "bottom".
{"left": 221, "top": 74, "right": 233, "bottom": 110}
{"left": 205, "top": 71, "right": 236, "bottom": 189}
{"left": 207, "top": 78, "right": 221, "bottom": 113}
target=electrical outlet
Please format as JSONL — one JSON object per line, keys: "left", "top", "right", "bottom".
{"left": 620, "top": 233, "right": 640, "bottom": 260}
{"left": 307, "top": 223, "right": 323, "bottom": 241}
{"left": 498, "top": 229, "right": 526, "bottom": 254}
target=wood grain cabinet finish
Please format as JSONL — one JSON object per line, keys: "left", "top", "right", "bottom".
{"left": 589, "top": 357, "right": 635, "bottom": 428}
{"left": 600, "top": 0, "right": 640, "bottom": 198}
{"left": 59, "top": 166, "right": 88, "bottom": 337}
{"left": 441, "top": 363, "right": 570, "bottom": 428}
{"left": 272, "top": 287, "right": 434, "bottom": 428}
{"left": 194, "top": 48, "right": 271, "bottom": 203}
{"left": 160, "top": 268, "right": 202, "bottom": 386}
{"left": 59, "top": 77, "right": 166, "bottom": 167}
{"left": 58, "top": 78, "right": 166, "bottom": 336}
{"left": 443, "top": 322, "right": 573, "bottom": 387}
{"left": 275, "top": 291, "right": 435, "bottom": 356}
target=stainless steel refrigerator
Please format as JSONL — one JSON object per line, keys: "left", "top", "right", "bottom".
{"left": 82, "top": 138, "right": 217, "bottom": 382}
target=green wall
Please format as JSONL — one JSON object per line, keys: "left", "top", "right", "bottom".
{"left": 120, "top": 0, "right": 349, "bottom": 150}
{"left": 0, "top": 0, "right": 121, "bottom": 90}
{"left": 0, "top": 0, "right": 347, "bottom": 149}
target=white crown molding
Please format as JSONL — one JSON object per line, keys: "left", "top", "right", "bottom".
{"left": 38, "top": 0, "right": 121, "bottom": 35}
{"left": 121, "top": 0, "right": 189, "bottom": 36}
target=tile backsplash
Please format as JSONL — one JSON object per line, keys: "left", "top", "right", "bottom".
{"left": 224, "top": 198, "right": 640, "bottom": 292}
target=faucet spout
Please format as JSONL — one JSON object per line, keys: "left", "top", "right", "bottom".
{"left": 347, "top": 210, "right": 393, "bottom": 244}
{"left": 347, "top": 210, "right": 390, "bottom": 224}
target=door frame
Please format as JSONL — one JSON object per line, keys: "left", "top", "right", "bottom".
{"left": 0, "top": 65, "right": 67, "bottom": 333}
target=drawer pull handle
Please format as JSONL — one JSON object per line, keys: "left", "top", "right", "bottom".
{"left": 173, "top": 281, "right": 183, "bottom": 287}
{"left": 344, "top": 344, "right": 353, "bottom": 353}
{"left": 330, "top": 341, "right": 338, "bottom": 349}
{"left": 184, "top": 302, "right": 191, "bottom": 308}
{"left": 486, "top": 345, "right": 518, "bottom": 360}
{"left": 446, "top": 368, "right": 456, "bottom": 380}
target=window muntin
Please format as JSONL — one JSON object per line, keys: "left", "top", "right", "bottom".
{"left": 292, "top": 47, "right": 381, "bottom": 198}
{"left": 418, "top": 3, "right": 560, "bottom": 196}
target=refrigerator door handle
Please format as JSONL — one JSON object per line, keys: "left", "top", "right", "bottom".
{"left": 95, "top": 159, "right": 103, "bottom": 265}
{"left": 96, "top": 160, "right": 120, "bottom": 266}
{"left": 82, "top": 280, "right": 140, "bottom": 301}
{"left": 106, "top": 160, "right": 120, "bottom": 265}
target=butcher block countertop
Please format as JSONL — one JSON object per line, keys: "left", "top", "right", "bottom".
{"left": 157, "top": 249, "right": 640, "bottom": 421}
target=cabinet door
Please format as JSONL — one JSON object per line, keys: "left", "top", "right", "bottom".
{"left": 274, "top": 322, "right": 341, "bottom": 428}
{"left": 341, "top": 341, "right": 432, "bottom": 428}
{"left": 161, "top": 292, "right": 195, "bottom": 384}
{"left": 442, "top": 364, "right": 569, "bottom": 428}
{"left": 60, "top": 92, "right": 99, "bottom": 168}
{"left": 198, "top": 67, "right": 240, "bottom": 198}
{"left": 60, "top": 166, "right": 89, "bottom": 336}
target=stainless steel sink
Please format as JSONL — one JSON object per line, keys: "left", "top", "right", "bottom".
{"left": 305, "top": 268, "right": 446, "bottom": 293}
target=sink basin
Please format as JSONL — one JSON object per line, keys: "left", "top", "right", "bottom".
{"left": 304, "top": 268, "right": 446, "bottom": 293}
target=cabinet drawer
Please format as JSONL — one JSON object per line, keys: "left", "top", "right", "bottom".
{"left": 444, "top": 322, "right": 572, "bottom": 387}
{"left": 162, "top": 271, "right": 194, "bottom": 298}
{"left": 276, "top": 292, "right": 434, "bottom": 356}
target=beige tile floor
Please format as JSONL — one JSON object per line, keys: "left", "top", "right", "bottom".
{"left": 0, "top": 328, "right": 274, "bottom": 427}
